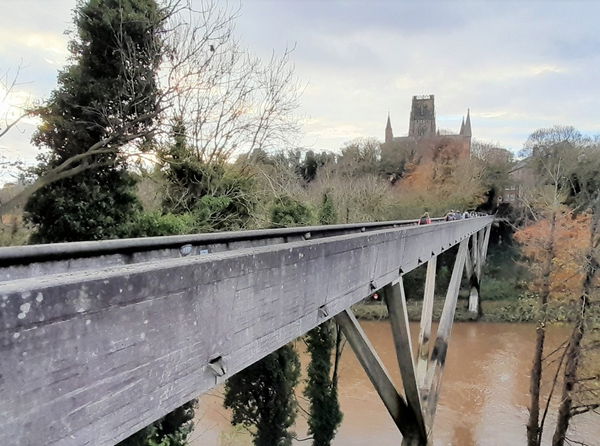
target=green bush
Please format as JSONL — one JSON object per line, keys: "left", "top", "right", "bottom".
{"left": 480, "top": 277, "right": 519, "bottom": 301}
{"left": 162, "top": 136, "right": 257, "bottom": 231}
{"left": 493, "top": 295, "right": 538, "bottom": 322}
{"left": 270, "top": 196, "right": 314, "bottom": 227}
{"left": 318, "top": 192, "right": 337, "bottom": 225}
{"left": 126, "top": 212, "right": 197, "bottom": 238}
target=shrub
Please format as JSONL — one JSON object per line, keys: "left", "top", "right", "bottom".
{"left": 126, "top": 212, "right": 197, "bottom": 238}
{"left": 270, "top": 196, "right": 314, "bottom": 227}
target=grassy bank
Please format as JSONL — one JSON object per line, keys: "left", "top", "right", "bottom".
{"left": 352, "top": 296, "right": 582, "bottom": 323}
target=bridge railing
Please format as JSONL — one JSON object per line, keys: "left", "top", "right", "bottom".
{"left": 0, "top": 217, "right": 447, "bottom": 281}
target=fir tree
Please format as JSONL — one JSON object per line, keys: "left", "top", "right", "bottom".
{"left": 305, "top": 321, "right": 343, "bottom": 446}
{"left": 224, "top": 345, "right": 301, "bottom": 446}
{"left": 25, "top": 0, "right": 163, "bottom": 242}
{"left": 318, "top": 191, "right": 337, "bottom": 225}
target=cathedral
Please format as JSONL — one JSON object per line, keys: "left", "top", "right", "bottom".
{"left": 381, "top": 95, "right": 471, "bottom": 165}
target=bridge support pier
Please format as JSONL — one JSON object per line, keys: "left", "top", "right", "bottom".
{"left": 423, "top": 238, "right": 469, "bottom": 422}
{"left": 334, "top": 309, "right": 423, "bottom": 442}
{"left": 416, "top": 256, "right": 437, "bottom": 393}
{"left": 465, "top": 225, "right": 491, "bottom": 317}
{"left": 335, "top": 309, "right": 426, "bottom": 446}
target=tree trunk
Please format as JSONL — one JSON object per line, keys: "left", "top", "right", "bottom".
{"left": 551, "top": 208, "right": 598, "bottom": 446}
{"left": 528, "top": 324, "right": 547, "bottom": 446}
{"left": 527, "top": 211, "right": 556, "bottom": 446}
{"left": 551, "top": 320, "right": 585, "bottom": 446}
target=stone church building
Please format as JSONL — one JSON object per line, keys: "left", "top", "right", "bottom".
{"left": 381, "top": 95, "right": 472, "bottom": 167}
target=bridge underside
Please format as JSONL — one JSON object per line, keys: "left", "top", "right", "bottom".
{"left": 0, "top": 217, "right": 492, "bottom": 445}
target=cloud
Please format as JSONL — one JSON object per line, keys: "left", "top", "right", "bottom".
{"left": 9, "top": 31, "right": 68, "bottom": 56}
{"left": 1, "top": 0, "right": 600, "bottom": 168}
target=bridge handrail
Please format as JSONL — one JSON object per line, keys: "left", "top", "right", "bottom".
{"left": 0, "top": 216, "right": 457, "bottom": 266}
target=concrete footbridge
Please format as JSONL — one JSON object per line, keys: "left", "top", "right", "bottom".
{"left": 0, "top": 215, "right": 493, "bottom": 446}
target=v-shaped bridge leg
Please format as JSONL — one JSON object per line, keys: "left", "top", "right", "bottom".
{"left": 466, "top": 225, "right": 491, "bottom": 316}
{"left": 423, "top": 239, "right": 469, "bottom": 425}
{"left": 336, "top": 224, "right": 491, "bottom": 445}
{"left": 334, "top": 309, "right": 424, "bottom": 444}
{"left": 384, "top": 278, "right": 428, "bottom": 442}
{"left": 416, "top": 256, "right": 437, "bottom": 393}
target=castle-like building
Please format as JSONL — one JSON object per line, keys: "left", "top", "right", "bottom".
{"left": 382, "top": 95, "right": 471, "bottom": 165}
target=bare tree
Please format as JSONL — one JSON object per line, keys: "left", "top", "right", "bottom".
{"left": 551, "top": 200, "right": 600, "bottom": 446}
{"left": 0, "top": 0, "right": 300, "bottom": 216}
{"left": 518, "top": 128, "right": 600, "bottom": 446}
{"left": 522, "top": 151, "right": 566, "bottom": 446}
{"left": 160, "top": 1, "right": 300, "bottom": 166}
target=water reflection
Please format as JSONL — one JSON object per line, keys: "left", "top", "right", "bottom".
{"left": 191, "top": 322, "right": 599, "bottom": 446}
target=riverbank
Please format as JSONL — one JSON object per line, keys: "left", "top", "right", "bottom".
{"left": 352, "top": 296, "right": 580, "bottom": 323}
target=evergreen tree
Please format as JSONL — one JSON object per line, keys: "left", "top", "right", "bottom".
{"left": 25, "top": 0, "right": 163, "bottom": 242}
{"left": 304, "top": 321, "right": 343, "bottom": 446}
{"left": 223, "top": 195, "right": 307, "bottom": 446}
{"left": 224, "top": 345, "right": 300, "bottom": 446}
{"left": 318, "top": 191, "right": 337, "bottom": 225}
{"left": 270, "top": 196, "right": 313, "bottom": 227}
{"left": 23, "top": 1, "right": 196, "bottom": 444}
{"left": 160, "top": 118, "right": 256, "bottom": 231}
{"left": 117, "top": 402, "right": 195, "bottom": 446}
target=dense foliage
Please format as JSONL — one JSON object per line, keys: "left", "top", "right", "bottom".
{"left": 160, "top": 119, "right": 257, "bottom": 231}
{"left": 117, "top": 402, "right": 195, "bottom": 446}
{"left": 270, "top": 196, "right": 314, "bottom": 227}
{"left": 318, "top": 192, "right": 337, "bottom": 225}
{"left": 224, "top": 345, "right": 301, "bottom": 446}
{"left": 25, "top": 0, "right": 163, "bottom": 242}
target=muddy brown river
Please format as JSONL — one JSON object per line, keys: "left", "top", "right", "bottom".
{"left": 189, "top": 322, "right": 599, "bottom": 445}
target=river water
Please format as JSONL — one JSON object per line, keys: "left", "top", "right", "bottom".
{"left": 190, "top": 322, "right": 599, "bottom": 445}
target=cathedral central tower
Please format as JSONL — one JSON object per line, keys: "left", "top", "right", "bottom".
{"left": 408, "top": 94, "right": 436, "bottom": 137}
{"left": 381, "top": 95, "right": 471, "bottom": 167}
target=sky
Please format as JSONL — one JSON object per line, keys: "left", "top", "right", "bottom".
{"left": 1, "top": 0, "right": 600, "bottom": 178}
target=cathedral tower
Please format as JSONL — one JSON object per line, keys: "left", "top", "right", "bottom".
{"left": 408, "top": 94, "right": 436, "bottom": 137}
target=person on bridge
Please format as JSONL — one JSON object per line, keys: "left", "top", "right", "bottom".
{"left": 418, "top": 212, "right": 432, "bottom": 225}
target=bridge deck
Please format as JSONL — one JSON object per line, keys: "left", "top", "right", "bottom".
{"left": 0, "top": 216, "right": 492, "bottom": 446}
